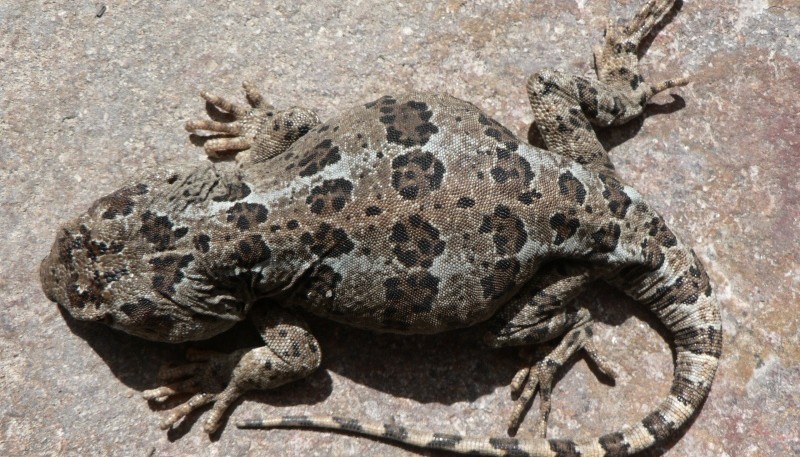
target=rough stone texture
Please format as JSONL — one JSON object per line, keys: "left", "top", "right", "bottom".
{"left": 1, "top": 1, "right": 797, "bottom": 456}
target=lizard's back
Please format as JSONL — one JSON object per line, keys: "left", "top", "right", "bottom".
{"left": 246, "top": 93, "right": 634, "bottom": 333}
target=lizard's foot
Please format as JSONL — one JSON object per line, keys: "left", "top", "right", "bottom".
{"left": 144, "top": 338, "right": 320, "bottom": 434}
{"left": 185, "top": 82, "right": 274, "bottom": 158}
{"left": 143, "top": 348, "right": 247, "bottom": 434}
{"left": 186, "top": 82, "right": 319, "bottom": 162}
{"left": 594, "top": 0, "right": 688, "bottom": 104}
{"left": 506, "top": 315, "right": 617, "bottom": 437}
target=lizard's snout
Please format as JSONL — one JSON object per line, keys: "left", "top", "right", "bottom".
{"left": 40, "top": 231, "right": 68, "bottom": 306}
{"left": 39, "top": 225, "right": 107, "bottom": 322}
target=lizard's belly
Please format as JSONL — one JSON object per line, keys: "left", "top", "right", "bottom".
{"left": 288, "top": 261, "right": 535, "bottom": 333}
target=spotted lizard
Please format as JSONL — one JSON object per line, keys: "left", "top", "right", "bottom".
{"left": 40, "top": 0, "right": 721, "bottom": 455}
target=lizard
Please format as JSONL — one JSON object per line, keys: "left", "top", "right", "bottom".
{"left": 39, "top": 0, "right": 721, "bottom": 455}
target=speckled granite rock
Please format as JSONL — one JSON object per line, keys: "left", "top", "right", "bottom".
{"left": 1, "top": 1, "right": 797, "bottom": 456}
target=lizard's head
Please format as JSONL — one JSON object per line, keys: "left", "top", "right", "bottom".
{"left": 40, "top": 166, "right": 251, "bottom": 342}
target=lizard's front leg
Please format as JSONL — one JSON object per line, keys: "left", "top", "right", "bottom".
{"left": 186, "top": 82, "right": 320, "bottom": 163}
{"left": 142, "top": 305, "right": 321, "bottom": 434}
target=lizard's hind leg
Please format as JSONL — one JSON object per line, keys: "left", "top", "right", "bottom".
{"left": 483, "top": 263, "right": 616, "bottom": 437}
{"left": 527, "top": 0, "right": 687, "bottom": 173}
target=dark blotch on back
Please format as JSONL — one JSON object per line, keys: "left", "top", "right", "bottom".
{"left": 457, "top": 196, "right": 475, "bottom": 208}
{"left": 229, "top": 234, "right": 271, "bottom": 267}
{"left": 558, "top": 170, "right": 587, "bottom": 205}
{"left": 300, "top": 223, "right": 355, "bottom": 258}
{"left": 193, "top": 233, "right": 211, "bottom": 253}
{"left": 149, "top": 253, "right": 194, "bottom": 296}
{"left": 298, "top": 139, "right": 342, "bottom": 177}
{"left": 140, "top": 211, "right": 188, "bottom": 251}
{"left": 599, "top": 174, "right": 632, "bottom": 218}
{"left": 120, "top": 297, "right": 175, "bottom": 332}
{"left": 478, "top": 205, "right": 527, "bottom": 255}
{"left": 225, "top": 202, "right": 269, "bottom": 230}
{"left": 388, "top": 214, "right": 445, "bottom": 268}
{"left": 369, "top": 96, "right": 439, "bottom": 147}
{"left": 306, "top": 178, "right": 354, "bottom": 215}
{"left": 480, "top": 257, "right": 521, "bottom": 300}
{"left": 390, "top": 149, "right": 445, "bottom": 200}
{"left": 549, "top": 212, "right": 580, "bottom": 245}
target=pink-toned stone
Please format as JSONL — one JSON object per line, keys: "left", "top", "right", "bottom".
{"left": 1, "top": 1, "right": 797, "bottom": 455}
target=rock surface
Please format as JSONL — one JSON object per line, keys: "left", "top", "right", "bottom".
{"left": 1, "top": 1, "right": 797, "bottom": 456}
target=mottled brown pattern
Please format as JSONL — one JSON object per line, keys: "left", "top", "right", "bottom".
{"left": 120, "top": 298, "right": 176, "bottom": 333}
{"left": 591, "top": 221, "right": 622, "bottom": 253}
{"left": 549, "top": 212, "right": 580, "bottom": 246}
{"left": 149, "top": 254, "right": 193, "bottom": 296}
{"left": 491, "top": 152, "right": 535, "bottom": 191}
{"left": 229, "top": 234, "right": 271, "bottom": 267}
{"left": 306, "top": 178, "right": 354, "bottom": 215}
{"left": 599, "top": 174, "right": 633, "bottom": 219}
{"left": 390, "top": 148, "right": 445, "bottom": 199}
{"left": 383, "top": 271, "right": 440, "bottom": 329}
{"left": 480, "top": 257, "right": 522, "bottom": 300}
{"left": 389, "top": 214, "right": 445, "bottom": 268}
{"left": 225, "top": 202, "right": 269, "bottom": 230}
{"left": 299, "top": 223, "right": 355, "bottom": 258}
{"left": 478, "top": 112, "right": 518, "bottom": 149}
{"left": 371, "top": 96, "right": 439, "bottom": 147}
{"left": 558, "top": 170, "right": 587, "bottom": 205}
{"left": 90, "top": 183, "right": 149, "bottom": 219}
{"left": 478, "top": 205, "right": 528, "bottom": 256}
{"left": 298, "top": 264, "right": 343, "bottom": 305}
{"left": 140, "top": 211, "right": 188, "bottom": 251}
{"left": 295, "top": 139, "right": 341, "bottom": 177}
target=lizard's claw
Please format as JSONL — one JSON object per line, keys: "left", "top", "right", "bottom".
{"left": 507, "top": 355, "right": 556, "bottom": 437}
{"left": 143, "top": 342, "right": 319, "bottom": 434}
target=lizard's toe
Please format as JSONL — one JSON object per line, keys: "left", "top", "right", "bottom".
{"left": 160, "top": 392, "right": 216, "bottom": 430}
{"left": 506, "top": 356, "right": 557, "bottom": 437}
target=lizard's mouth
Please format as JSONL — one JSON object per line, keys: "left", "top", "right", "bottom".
{"left": 40, "top": 228, "right": 73, "bottom": 307}
{"left": 39, "top": 249, "right": 61, "bottom": 305}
